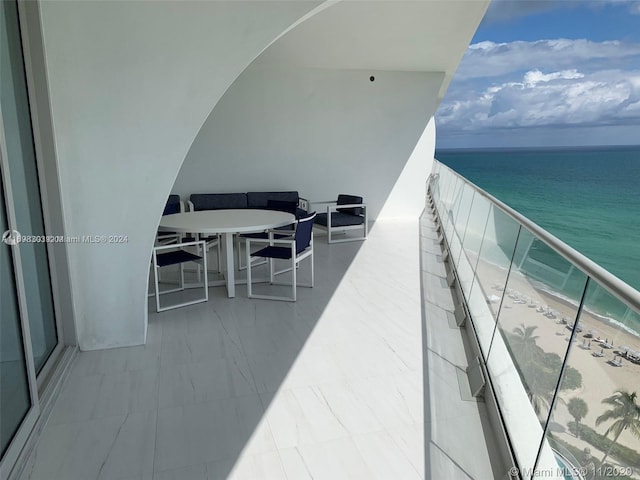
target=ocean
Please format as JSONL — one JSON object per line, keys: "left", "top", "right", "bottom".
{"left": 435, "top": 145, "right": 640, "bottom": 334}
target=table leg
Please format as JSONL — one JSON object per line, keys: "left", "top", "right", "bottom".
{"left": 224, "top": 232, "right": 235, "bottom": 297}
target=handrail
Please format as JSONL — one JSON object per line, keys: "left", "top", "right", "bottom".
{"left": 431, "top": 159, "right": 640, "bottom": 314}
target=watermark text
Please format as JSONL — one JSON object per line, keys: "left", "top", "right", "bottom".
{"left": 3, "top": 230, "right": 128, "bottom": 245}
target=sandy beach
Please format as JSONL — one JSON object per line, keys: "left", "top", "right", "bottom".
{"left": 472, "top": 256, "right": 640, "bottom": 472}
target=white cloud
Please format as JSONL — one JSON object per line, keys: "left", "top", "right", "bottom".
{"left": 437, "top": 4, "right": 640, "bottom": 147}
{"left": 438, "top": 68, "right": 640, "bottom": 131}
{"left": 523, "top": 69, "right": 584, "bottom": 87}
{"left": 457, "top": 39, "right": 640, "bottom": 80}
{"left": 438, "top": 37, "right": 640, "bottom": 135}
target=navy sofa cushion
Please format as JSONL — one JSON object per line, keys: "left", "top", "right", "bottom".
{"left": 316, "top": 212, "right": 365, "bottom": 227}
{"left": 247, "top": 191, "right": 299, "bottom": 209}
{"left": 267, "top": 199, "right": 298, "bottom": 215}
{"left": 336, "top": 194, "right": 363, "bottom": 216}
{"left": 190, "top": 193, "right": 248, "bottom": 210}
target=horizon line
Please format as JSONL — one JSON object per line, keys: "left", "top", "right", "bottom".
{"left": 435, "top": 144, "right": 640, "bottom": 152}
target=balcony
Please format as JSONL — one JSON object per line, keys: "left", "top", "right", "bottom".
{"left": 17, "top": 213, "right": 508, "bottom": 479}
{"left": 19, "top": 158, "right": 639, "bottom": 480}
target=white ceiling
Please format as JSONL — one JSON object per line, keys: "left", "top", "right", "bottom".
{"left": 255, "top": 0, "right": 490, "bottom": 100}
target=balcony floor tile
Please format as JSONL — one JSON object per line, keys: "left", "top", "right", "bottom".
{"left": 22, "top": 218, "right": 505, "bottom": 480}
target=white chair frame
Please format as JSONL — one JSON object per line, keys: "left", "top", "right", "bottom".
{"left": 193, "top": 232, "right": 222, "bottom": 275}
{"left": 235, "top": 196, "right": 307, "bottom": 270}
{"left": 312, "top": 201, "right": 368, "bottom": 244}
{"left": 246, "top": 232, "right": 314, "bottom": 302}
{"left": 235, "top": 227, "right": 296, "bottom": 271}
{"left": 186, "top": 200, "right": 222, "bottom": 276}
{"left": 151, "top": 240, "right": 208, "bottom": 312}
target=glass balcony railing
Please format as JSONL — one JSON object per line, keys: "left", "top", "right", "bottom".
{"left": 429, "top": 160, "right": 640, "bottom": 480}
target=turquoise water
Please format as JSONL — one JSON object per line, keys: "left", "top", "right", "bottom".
{"left": 435, "top": 146, "right": 640, "bottom": 291}
{"left": 436, "top": 146, "right": 640, "bottom": 335}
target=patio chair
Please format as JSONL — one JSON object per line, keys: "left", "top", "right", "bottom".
{"left": 236, "top": 196, "right": 304, "bottom": 270}
{"left": 151, "top": 240, "right": 208, "bottom": 312}
{"left": 246, "top": 212, "right": 316, "bottom": 302}
{"left": 313, "top": 194, "right": 367, "bottom": 243}
{"left": 236, "top": 229, "right": 293, "bottom": 271}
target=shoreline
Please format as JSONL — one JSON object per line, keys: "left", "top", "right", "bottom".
{"left": 474, "top": 257, "right": 640, "bottom": 466}
{"left": 534, "top": 283, "right": 640, "bottom": 341}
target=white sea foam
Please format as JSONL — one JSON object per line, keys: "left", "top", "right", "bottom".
{"left": 534, "top": 283, "right": 640, "bottom": 340}
{"left": 585, "top": 309, "right": 640, "bottom": 340}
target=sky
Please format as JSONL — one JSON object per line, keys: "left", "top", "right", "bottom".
{"left": 435, "top": 0, "right": 640, "bottom": 149}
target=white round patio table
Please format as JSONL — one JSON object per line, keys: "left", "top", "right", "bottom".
{"left": 159, "top": 209, "right": 295, "bottom": 297}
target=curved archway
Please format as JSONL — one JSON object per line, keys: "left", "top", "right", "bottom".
{"left": 39, "top": 1, "right": 326, "bottom": 350}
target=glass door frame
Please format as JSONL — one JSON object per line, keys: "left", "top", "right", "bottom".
{"left": 0, "top": 115, "right": 41, "bottom": 479}
{"left": 0, "top": 0, "right": 66, "bottom": 473}
{"left": 16, "top": 0, "right": 65, "bottom": 390}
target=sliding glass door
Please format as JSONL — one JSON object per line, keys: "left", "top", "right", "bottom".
{"left": 1, "top": 0, "right": 61, "bottom": 472}
{"left": 1, "top": 0, "right": 58, "bottom": 375}
{"left": 0, "top": 181, "right": 34, "bottom": 461}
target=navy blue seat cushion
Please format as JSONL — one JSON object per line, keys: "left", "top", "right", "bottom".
{"left": 156, "top": 250, "right": 202, "bottom": 267}
{"left": 251, "top": 245, "right": 293, "bottom": 259}
{"left": 247, "top": 191, "right": 299, "bottom": 209}
{"left": 190, "top": 193, "right": 247, "bottom": 210}
{"left": 266, "top": 199, "right": 298, "bottom": 214}
{"left": 251, "top": 212, "right": 315, "bottom": 258}
{"left": 336, "top": 194, "right": 363, "bottom": 216}
{"left": 163, "top": 195, "right": 181, "bottom": 215}
{"left": 316, "top": 212, "right": 365, "bottom": 227}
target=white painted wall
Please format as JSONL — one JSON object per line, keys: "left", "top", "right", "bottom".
{"left": 173, "top": 64, "right": 444, "bottom": 219}
{"left": 378, "top": 118, "right": 436, "bottom": 219}
{"left": 39, "top": 0, "right": 319, "bottom": 350}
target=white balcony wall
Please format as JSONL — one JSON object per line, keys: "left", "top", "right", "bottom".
{"left": 37, "top": 0, "right": 320, "bottom": 350}
{"left": 173, "top": 64, "right": 444, "bottom": 219}
{"left": 377, "top": 118, "right": 436, "bottom": 220}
